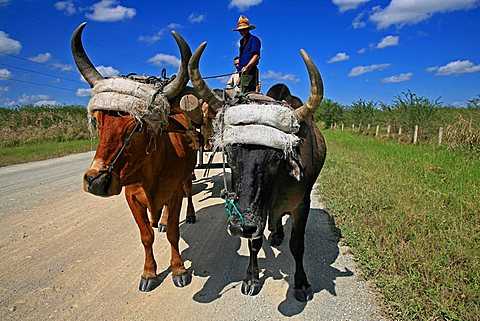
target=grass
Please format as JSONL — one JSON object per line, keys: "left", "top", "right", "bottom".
{"left": 316, "top": 129, "right": 479, "bottom": 320}
{"left": 0, "top": 139, "right": 97, "bottom": 167}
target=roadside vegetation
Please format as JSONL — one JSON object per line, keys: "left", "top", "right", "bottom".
{"left": 0, "top": 105, "right": 96, "bottom": 166}
{"left": 314, "top": 92, "right": 480, "bottom": 153}
{"left": 317, "top": 129, "right": 479, "bottom": 320}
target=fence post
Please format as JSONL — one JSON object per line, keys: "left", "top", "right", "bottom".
{"left": 375, "top": 125, "right": 380, "bottom": 137}
{"left": 352, "top": 124, "right": 355, "bottom": 130}
{"left": 438, "top": 127, "right": 443, "bottom": 145}
{"left": 341, "top": 123, "right": 344, "bottom": 131}
{"left": 387, "top": 125, "right": 391, "bottom": 138}
{"left": 413, "top": 125, "right": 418, "bottom": 144}
{"left": 358, "top": 124, "right": 361, "bottom": 133}
{"left": 367, "top": 124, "right": 371, "bottom": 135}
{"left": 398, "top": 127, "right": 402, "bottom": 142}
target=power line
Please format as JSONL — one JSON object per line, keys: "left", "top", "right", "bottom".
{"left": 0, "top": 61, "right": 84, "bottom": 84}
{"left": 11, "top": 7, "right": 147, "bottom": 66}
{"left": 0, "top": 75, "right": 80, "bottom": 92}
{"left": 0, "top": 50, "right": 52, "bottom": 66}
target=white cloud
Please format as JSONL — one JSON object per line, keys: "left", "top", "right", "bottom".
{"left": 76, "top": 88, "right": 92, "bottom": 97}
{"left": 79, "top": 65, "right": 119, "bottom": 82}
{"left": 427, "top": 60, "right": 480, "bottom": 76}
{"left": 327, "top": 52, "right": 350, "bottom": 63}
{"left": 188, "top": 13, "right": 205, "bottom": 23}
{"left": 261, "top": 70, "right": 300, "bottom": 83}
{"left": 332, "top": 0, "right": 371, "bottom": 12}
{"left": 97, "top": 65, "right": 120, "bottom": 77}
{"left": 376, "top": 35, "right": 399, "bottom": 49}
{"left": 349, "top": 63, "right": 390, "bottom": 77}
{"left": 352, "top": 13, "right": 366, "bottom": 29}
{"left": 381, "top": 72, "right": 413, "bottom": 83}
{"left": 148, "top": 54, "right": 180, "bottom": 68}
{"left": 0, "top": 31, "right": 22, "bottom": 54}
{"left": 370, "top": 0, "right": 480, "bottom": 29}
{"left": 138, "top": 24, "right": 181, "bottom": 45}
{"left": 0, "top": 86, "right": 9, "bottom": 94}
{"left": 358, "top": 48, "right": 366, "bottom": 54}
{"left": 50, "top": 63, "right": 74, "bottom": 72}
{"left": 0, "top": 0, "right": 10, "bottom": 6}
{"left": 17, "top": 94, "right": 50, "bottom": 104}
{"left": 86, "top": 0, "right": 136, "bottom": 22}
{"left": 229, "top": 0, "right": 263, "bottom": 11}
{"left": 0, "top": 68, "right": 12, "bottom": 79}
{"left": 54, "top": 1, "right": 77, "bottom": 15}
{"left": 2, "top": 94, "right": 59, "bottom": 106}
{"left": 35, "top": 100, "right": 60, "bottom": 106}
{"left": 29, "top": 52, "right": 52, "bottom": 63}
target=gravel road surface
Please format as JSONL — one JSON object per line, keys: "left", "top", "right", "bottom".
{"left": 0, "top": 152, "right": 386, "bottom": 320}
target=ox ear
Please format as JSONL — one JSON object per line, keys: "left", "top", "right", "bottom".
{"left": 286, "top": 152, "right": 303, "bottom": 181}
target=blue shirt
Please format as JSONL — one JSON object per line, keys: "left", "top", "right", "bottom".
{"left": 239, "top": 33, "right": 261, "bottom": 74}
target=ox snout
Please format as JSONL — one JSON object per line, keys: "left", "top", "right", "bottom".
{"left": 83, "top": 169, "right": 121, "bottom": 197}
{"left": 227, "top": 217, "right": 264, "bottom": 239}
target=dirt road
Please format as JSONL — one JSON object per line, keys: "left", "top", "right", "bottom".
{"left": 0, "top": 152, "right": 385, "bottom": 320}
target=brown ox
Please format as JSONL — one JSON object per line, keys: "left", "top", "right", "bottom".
{"left": 72, "top": 23, "right": 197, "bottom": 291}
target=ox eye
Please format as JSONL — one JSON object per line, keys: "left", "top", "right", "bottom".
{"left": 274, "top": 153, "right": 283, "bottom": 161}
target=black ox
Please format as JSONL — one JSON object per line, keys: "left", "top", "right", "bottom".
{"left": 188, "top": 42, "right": 326, "bottom": 301}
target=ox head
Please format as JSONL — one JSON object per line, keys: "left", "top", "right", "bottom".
{"left": 72, "top": 23, "right": 191, "bottom": 197}
{"left": 189, "top": 42, "right": 323, "bottom": 238}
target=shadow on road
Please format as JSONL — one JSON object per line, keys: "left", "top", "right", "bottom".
{"left": 180, "top": 173, "right": 353, "bottom": 317}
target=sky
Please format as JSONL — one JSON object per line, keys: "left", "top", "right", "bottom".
{"left": 0, "top": 0, "right": 479, "bottom": 108}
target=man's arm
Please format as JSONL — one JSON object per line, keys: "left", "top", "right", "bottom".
{"left": 241, "top": 53, "right": 260, "bottom": 73}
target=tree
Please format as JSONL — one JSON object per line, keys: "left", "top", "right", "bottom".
{"left": 314, "top": 98, "right": 344, "bottom": 128}
{"left": 467, "top": 94, "right": 480, "bottom": 109}
{"left": 390, "top": 90, "right": 439, "bottom": 130}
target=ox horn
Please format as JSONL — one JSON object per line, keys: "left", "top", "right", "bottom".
{"left": 188, "top": 42, "right": 224, "bottom": 111}
{"left": 71, "top": 22, "right": 104, "bottom": 88}
{"left": 295, "top": 49, "right": 324, "bottom": 122}
{"left": 163, "top": 31, "right": 192, "bottom": 99}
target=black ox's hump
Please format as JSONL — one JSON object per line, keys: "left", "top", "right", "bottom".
{"left": 266, "top": 83, "right": 303, "bottom": 109}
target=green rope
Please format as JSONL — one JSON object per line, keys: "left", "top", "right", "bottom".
{"left": 224, "top": 198, "right": 245, "bottom": 226}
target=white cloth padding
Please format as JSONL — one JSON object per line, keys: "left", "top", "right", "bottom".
{"left": 219, "top": 124, "right": 300, "bottom": 152}
{"left": 91, "top": 78, "right": 161, "bottom": 102}
{"left": 223, "top": 104, "right": 299, "bottom": 133}
{"left": 87, "top": 77, "right": 170, "bottom": 134}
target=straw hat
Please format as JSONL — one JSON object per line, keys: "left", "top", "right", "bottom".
{"left": 232, "top": 15, "right": 256, "bottom": 31}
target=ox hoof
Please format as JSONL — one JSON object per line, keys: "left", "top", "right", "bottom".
{"left": 158, "top": 224, "right": 167, "bottom": 233}
{"left": 294, "top": 285, "right": 313, "bottom": 302}
{"left": 185, "top": 215, "right": 196, "bottom": 224}
{"left": 172, "top": 273, "right": 192, "bottom": 288}
{"left": 139, "top": 277, "right": 161, "bottom": 292}
{"left": 241, "top": 279, "right": 261, "bottom": 296}
{"left": 269, "top": 233, "right": 284, "bottom": 247}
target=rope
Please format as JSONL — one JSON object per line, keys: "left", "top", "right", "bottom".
{"left": 218, "top": 89, "right": 245, "bottom": 227}
{"left": 203, "top": 72, "right": 236, "bottom": 79}
{"left": 224, "top": 198, "right": 245, "bottom": 226}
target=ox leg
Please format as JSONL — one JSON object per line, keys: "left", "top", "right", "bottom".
{"left": 184, "top": 176, "right": 196, "bottom": 224}
{"left": 125, "top": 195, "right": 160, "bottom": 292}
{"left": 158, "top": 207, "right": 168, "bottom": 233}
{"left": 290, "top": 200, "right": 313, "bottom": 302}
{"left": 166, "top": 192, "right": 191, "bottom": 287}
{"left": 241, "top": 237, "right": 262, "bottom": 296}
{"left": 269, "top": 217, "right": 285, "bottom": 247}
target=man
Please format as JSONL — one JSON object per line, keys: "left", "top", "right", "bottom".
{"left": 233, "top": 15, "right": 261, "bottom": 93}
{"left": 226, "top": 56, "right": 241, "bottom": 92}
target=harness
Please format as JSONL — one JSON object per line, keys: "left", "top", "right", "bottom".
{"left": 85, "top": 119, "right": 142, "bottom": 185}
